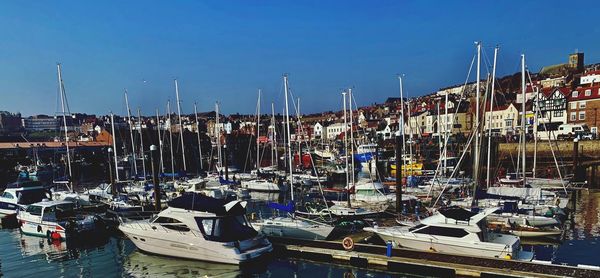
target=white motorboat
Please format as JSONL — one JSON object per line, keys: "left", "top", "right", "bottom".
{"left": 364, "top": 206, "right": 534, "bottom": 261}
{"left": 241, "top": 179, "right": 286, "bottom": 192}
{"left": 352, "top": 179, "right": 417, "bottom": 206}
{"left": 119, "top": 193, "right": 272, "bottom": 265}
{"left": 0, "top": 181, "right": 48, "bottom": 219}
{"left": 17, "top": 200, "right": 98, "bottom": 240}
{"left": 251, "top": 215, "right": 334, "bottom": 240}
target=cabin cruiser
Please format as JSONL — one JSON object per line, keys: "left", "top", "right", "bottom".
{"left": 17, "top": 200, "right": 98, "bottom": 240}
{"left": 364, "top": 206, "right": 534, "bottom": 261}
{"left": 251, "top": 202, "right": 334, "bottom": 240}
{"left": 0, "top": 180, "right": 48, "bottom": 219}
{"left": 241, "top": 179, "right": 287, "bottom": 193}
{"left": 119, "top": 193, "right": 272, "bottom": 265}
{"left": 350, "top": 179, "right": 417, "bottom": 207}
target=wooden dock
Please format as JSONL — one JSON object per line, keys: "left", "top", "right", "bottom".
{"left": 270, "top": 237, "right": 600, "bottom": 278}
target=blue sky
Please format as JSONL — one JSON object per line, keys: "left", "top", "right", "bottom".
{"left": 1, "top": 1, "right": 599, "bottom": 116}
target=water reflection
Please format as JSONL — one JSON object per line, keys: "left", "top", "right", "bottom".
{"left": 123, "top": 251, "right": 242, "bottom": 278}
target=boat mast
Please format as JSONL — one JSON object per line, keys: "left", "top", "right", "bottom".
{"left": 444, "top": 88, "right": 449, "bottom": 177}
{"left": 283, "top": 74, "right": 294, "bottom": 201}
{"left": 56, "top": 63, "right": 72, "bottom": 191}
{"left": 486, "top": 46, "right": 498, "bottom": 188}
{"left": 174, "top": 79, "right": 187, "bottom": 172}
{"left": 110, "top": 112, "right": 120, "bottom": 181}
{"left": 272, "top": 102, "right": 277, "bottom": 168}
{"left": 408, "top": 99, "right": 414, "bottom": 177}
{"left": 398, "top": 75, "right": 407, "bottom": 174}
{"left": 256, "top": 89, "right": 261, "bottom": 171}
{"left": 194, "top": 102, "right": 204, "bottom": 171}
{"left": 156, "top": 108, "right": 165, "bottom": 173}
{"left": 348, "top": 88, "right": 356, "bottom": 188}
{"left": 215, "top": 102, "right": 222, "bottom": 170}
{"left": 437, "top": 101, "right": 442, "bottom": 174}
{"left": 533, "top": 86, "right": 538, "bottom": 179}
{"left": 167, "top": 100, "right": 175, "bottom": 182}
{"left": 342, "top": 91, "right": 350, "bottom": 207}
{"left": 124, "top": 90, "right": 138, "bottom": 178}
{"left": 521, "top": 54, "right": 527, "bottom": 184}
{"left": 473, "top": 41, "right": 482, "bottom": 186}
{"left": 137, "top": 107, "right": 147, "bottom": 180}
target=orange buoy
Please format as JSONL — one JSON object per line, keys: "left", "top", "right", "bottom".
{"left": 342, "top": 237, "right": 354, "bottom": 251}
{"left": 50, "top": 231, "right": 61, "bottom": 241}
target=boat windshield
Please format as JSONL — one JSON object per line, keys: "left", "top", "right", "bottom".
{"left": 17, "top": 190, "right": 48, "bottom": 205}
{"left": 195, "top": 215, "right": 258, "bottom": 242}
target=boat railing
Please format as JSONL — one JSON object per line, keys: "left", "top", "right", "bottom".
{"left": 120, "top": 217, "right": 205, "bottom": 238}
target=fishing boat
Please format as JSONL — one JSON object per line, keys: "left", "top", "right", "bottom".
{"left": 119, "top": 193, "right": 272, "bottom": 265}
{"left": 241, "top": 179, "right": 286, "bottom": 192}
{"left": 364, "top": 206, "right": 534, "bottom": 261}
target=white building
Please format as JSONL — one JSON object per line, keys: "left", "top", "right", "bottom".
{"left": 580, "top": 71, "right": 600, "bottom": 86}
{"left": 484, "top": 103, "right": 519, "bottom": 135}
{"left": 313, "top": 122, "right": 324, "bottom": 138}
{"left": 325, "top": 122, "right": 349, "bottom": 140}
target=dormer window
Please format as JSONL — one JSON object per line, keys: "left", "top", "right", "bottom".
{"left": 585, "top": 89, "right": 592, "bottom": 96}
{"left": 572, "top": 91, "right": 579, "bottom": 98}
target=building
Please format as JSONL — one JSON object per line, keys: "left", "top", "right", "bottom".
{"left": 532, "top": 87, "right": 569, "bottom": 129}
{"left": 313, "top": 122, "right": 324, "bottom": 139}
{"left": 484, "top": 103, "right": 519, "bottom": 136}
{"left": 325, "top": 122, "right": 349, "bottom": 140}
{"left": 580, "top": 70, "right": 600, "bottom": 86}
{"left": 567, "top": 85, "right": 600, "bottom": 135}
{"left": 22, "top": 115, "right": 61, "bottom": 132}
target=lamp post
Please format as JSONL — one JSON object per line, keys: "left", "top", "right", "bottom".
{"left": 150, "top": 145, "right": 161, "bottom": 210}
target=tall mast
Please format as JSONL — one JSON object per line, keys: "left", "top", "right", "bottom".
{"left": 296, "top": 97, "right": 301, "bottom": 161}
{"left": 437, "top": 101, "right": 442, "bottom": 171}
{"left": 137, "top": 107, "right": 147, "bottom": 180}
{"left": 124, "top": 90, "right": 138, "bottom": 178}
{"left": 348, "top": 88, "right": 356, "bottom": 188}
{"left": 271, "top": 102, "right": 277, "bottom": 168}
{"left": 521, "top": 54, "right": 527, "bottom": 184}
{"left": 486, "top": 46, "right": 498, "bottom": 188}
{"left": 156, "top": 108, "right": 165, "bottom": 173}
{"left": 444, "top": 88, "right": 449, "bottom": 176}
{"left": 194, "top": 102, "right": 204, "bottom": 171}
{"left": 533, "top": 88, "right": 538, "bottom": 179}
{"left": 474, "top": 42, "right": 482, "bottom": 185}
{"left": 256, "top": 89, "right": 261, "bottom": 171}
{"left": 167, "top": 101, "right": 175, "bottom": 182}
{"left": 215, "top": 102, "right": 222, "bottom": 169}
{"left": 110, "top": 112, "right": 120, "bottom": 181}
{"left": 174, "top": 79, "right": 187, "bottom": 172}
{"left": 398, "top": 75, "right": 407, "bottom": 173}
{"left": 56, "top": 63, "right": 72, "bottom": 190}
{"left": 342, "top": 91, "right": 350, "bottom": 207}
{"left": 283, "top": 74, "right": 294, "bottom": 201}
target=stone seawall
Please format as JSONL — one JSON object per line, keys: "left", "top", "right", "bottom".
{"left": 498, "top": 140, "right": 600, "bottom": 159}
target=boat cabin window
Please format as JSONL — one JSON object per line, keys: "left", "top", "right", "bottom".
{"left": 2, "top": 192, "right": 14, "bottom": 199}
{"left": 195, "top": 215, "right": 257, "bottom": 242}
{"left": 408, "top": 224, "right": 426, "bottom": 232}
{"left": 152, "top": 216, "right": 191, "bottom": 232}
{"left": 413, "top": 226, "right": 469, "bottom": 238}
{"left": 25, "top": 205, "right": 43, "bottom": 216}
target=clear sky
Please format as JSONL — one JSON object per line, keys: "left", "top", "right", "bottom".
{"left": 1, "top": 1, "right": 599, "bottom": 117}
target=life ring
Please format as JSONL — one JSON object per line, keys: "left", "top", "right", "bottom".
{"left": 342, "top": 237, "right": 354, "bottom": 251}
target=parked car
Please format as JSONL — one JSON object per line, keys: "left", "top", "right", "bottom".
{"left": 555, "top": 124, "right": 593, "bottom": 140}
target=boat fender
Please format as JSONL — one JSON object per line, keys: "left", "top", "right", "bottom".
{"left": 504, "top": 254, "right": 512, "bottom": 260}
{"left": 342, "top": 237, "right": 354, "bottom": 251}
{"left": 50, "top": 231, "right": 61, "bottom": 241}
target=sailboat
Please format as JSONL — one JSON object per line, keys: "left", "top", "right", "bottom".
{"left": 242, "top": 90, "right": 286, "bottom": 193}
{"left": 251, "top": 75, "right": 334, "bottom": 240}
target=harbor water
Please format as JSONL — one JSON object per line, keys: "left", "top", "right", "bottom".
{"left": 1, "top": 190, "right": 600, "bottom": 277}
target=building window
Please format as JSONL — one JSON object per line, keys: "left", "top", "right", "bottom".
{"left": 571, "top": 112, "right": 577, "bottom": 121}
{"left": 554, "top": 110, "right": 564, "bottom": 117}
{"left": 570, "top": 102, "right": 577, "bottom": 109}
{"left": 572, "top": 91, "right": 579, "bottom": 98}
{"left": 579, "top": 111, "right": 586, "bottom": 120}
{"left": 580, "top": 101, "right": 586, "bottom": 109}
{"left": 585, "top": 89, "right": 592, "bottom": 96}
